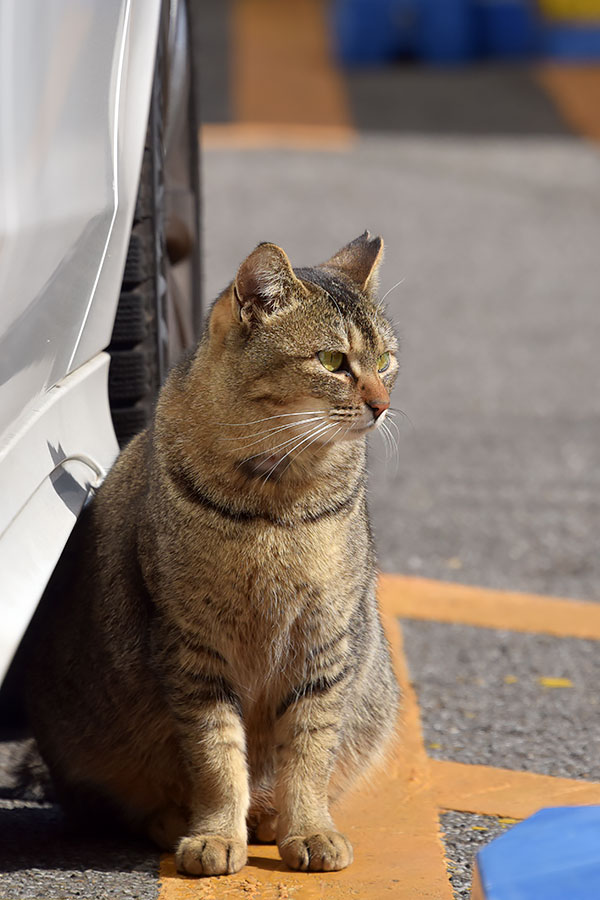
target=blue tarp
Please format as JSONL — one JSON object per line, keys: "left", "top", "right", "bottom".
{"left": 476, "top": 807, "right": 600, "bottom": 900}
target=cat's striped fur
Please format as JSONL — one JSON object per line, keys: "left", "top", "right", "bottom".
{"left": 26, "top": 233, "right": 401, "bottom": 876}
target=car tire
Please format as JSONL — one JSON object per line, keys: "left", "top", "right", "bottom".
{"left": 108, "top": 0, "right": 201, "bottom": 448}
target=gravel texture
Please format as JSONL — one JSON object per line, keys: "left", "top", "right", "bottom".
{"left": 402, "top": 619, "right": 600, "bottom": 779}
{"left": 441, "top": 811, "right": 514, "bottom": 899}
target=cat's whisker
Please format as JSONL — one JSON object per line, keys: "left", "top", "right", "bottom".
{"left": 378, "top": 420, "right": 393, "bottom": 460}
{"left": 218, "top": 410, "right": 329, "bottom": 427}
{"left": 385, "top": 415, "right": 402, "bottom": 445}
{"left": 278, "top": 422, "right": 343, "bottom": 479}
{"left": 381, "top": 422, "right": 395, "bottom": 447}
{"left": 383, "top": 411, "right": 399, "bottom": 437}
{"left": 377, "top": 422, "right": 390, "bottom": 461}
{"left": 324, "top": 427, "right": 344, "bottom": 453}
{"left": 387, "top": 407, "right": 415, "bottom": 433}
{"left": 252, "top": 421, "right": 329, "bottom": 461}
{"left": 237, "top": 420, "right": 329, "bottom": 470}
{"left": 219, "top": 415, "right": 325, "bottom": 448}
{"left": 377, "top": 278, "right": 405, "bottom": 311}
{"left": 380, "top": 420, "right": 400, "bottom": 473}
{"left": 383, "top": 420, "right": 396, "bottom": 461}
{"left": 263, "top": 423, "right": 334, "bottom": 483}
{"left": 262, "top": 422, "right": 335, "bottom": 483}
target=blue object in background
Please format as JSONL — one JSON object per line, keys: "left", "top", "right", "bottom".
{"left": 416, "top": 0, "right": 474, "bottom": 62}
{"left": 330, "top": 0, "right": 419, "bottom": 64}
{"left": 330, "top": 0, "right": 600, "bottom": 64}
{"left": 543, "top": 23, "right": 600, "bottom": 59}
{"left": 472, "top": 0, "right": 539, "bottom": 58}
{"left": 474, "top": 807, "right": 600, "bottom": 900}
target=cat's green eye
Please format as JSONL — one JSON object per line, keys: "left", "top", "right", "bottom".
{"left": 318, "top": 350, "right": 344, "bottom": 372}
{"left": 377, "top": 351, "right": 391, "bottom": 373}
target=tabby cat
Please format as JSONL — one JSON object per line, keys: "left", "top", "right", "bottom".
{"left": 25, "top": 232, "right": 400, "bottom": 876}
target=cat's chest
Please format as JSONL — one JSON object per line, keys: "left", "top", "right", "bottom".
{"left": 211, "top": 536, "right": 329, "bottom": 641}
{"left": 190, "top": 531, "right": 341, "bottom": 660}
{"left": 158, "top": 501, "right": 364, "bottom": 676}
{"left": 174, "top": 516, "right": 348, "bottom": 603}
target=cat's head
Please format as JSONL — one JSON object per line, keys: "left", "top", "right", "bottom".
{"left": 206, "top": 232, "right": 398, "bottom": 478}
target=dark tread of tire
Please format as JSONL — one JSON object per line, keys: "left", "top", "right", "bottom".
{"left": 110, "top": 405, "right": 153, "bottom": 447}
{"left": 108, "top": 349, "right": 153, "bottom": 405}
{"left": 108, "top": 0, "right": 201, "bottom": 449}
{"left": 122, "top": 222, "right": 155, "bottom": 286}
{"left": 133, "top": 148, "right": 154, "bottom": 221}
{"left": 110, "top": 283, "right": 154, "bottom": 346}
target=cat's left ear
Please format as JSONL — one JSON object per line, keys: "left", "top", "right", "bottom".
{"left": 234, "top": 242, "right": 307, "bottom": 326}
{"left": 322, "top": 231, "right": 384, "bottom": 293}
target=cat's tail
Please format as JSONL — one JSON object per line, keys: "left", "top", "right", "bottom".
{"left": 0, "top": 737, "right": 55, "bottom": 802}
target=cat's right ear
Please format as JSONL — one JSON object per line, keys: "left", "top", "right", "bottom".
{"left": 233, "top": 243, "right": 307, "bottom": 327}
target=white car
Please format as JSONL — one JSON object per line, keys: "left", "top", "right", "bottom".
{"left": 0, "top": 0, "right": 202, "bottom": 688}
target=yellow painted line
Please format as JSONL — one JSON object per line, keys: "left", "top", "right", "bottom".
{"left": 538, "top": 676, "right": 573, "bottom": 688}
{"left": 378, "top": 574, "right": 600, "bottom": 640}
{"left": 537, "top": 64, "right": 600, "bottom": 143}
{"left": 201, "top": 123, "right": 355, "bottom": 151}
{"left": 431, "top": 759, "right": 600, "bottom": 821}
{"left": 158, "top": 610, "right": 453, "bottom": 899}
{"left": 231, "top": 0, "right": 354, "bottom": 130}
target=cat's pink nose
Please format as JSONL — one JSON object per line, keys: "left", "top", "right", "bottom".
{"left": 367, "top": 398, "right": 390, "bottom": 419}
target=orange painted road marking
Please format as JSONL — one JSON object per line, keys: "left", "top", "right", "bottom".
{"left": 431, "top": 759, "right": 600, "bottom": 820}
{"left": 157, "top": 575, "right": 600, "bottom": 897}
{"left": 158, "top": 612, "right": 453, "bottom": 899}
{"left": 537, "top": 65, "right": 600, "bottom": 143}
{"left": 379, "top": 574, "right": 600, "bottom": 640}
{"left": 231, "top": 0, "right": 354, "bottom": 133}
{"left": 201, "top": 123, "right": 355, "bottom": 151}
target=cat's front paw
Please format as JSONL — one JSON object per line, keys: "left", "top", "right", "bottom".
{"left": 176, "top": 834, "right": 247, "bottom": 876}
{"left": 278, "top": 830, "right": 353, "bottom": 872}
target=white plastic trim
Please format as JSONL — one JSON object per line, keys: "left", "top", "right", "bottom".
{"left": 0, "top": 352, "right": 119, "bottom": 682}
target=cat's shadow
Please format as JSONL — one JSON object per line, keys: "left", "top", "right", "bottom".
{"left": 0, "top": 803, "right": 156, "bottom": 875}
{"left": 0, "top": 804, "right": 294, "bottom": 879}
{"left": 246, "top": 850, "right": 289, "bottom": 873}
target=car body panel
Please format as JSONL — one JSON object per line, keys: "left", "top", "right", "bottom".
{"left": 69, "top": 0, "right": 165, "bottom": 372}
{"left": 0, "top": 0, "right": 161, "bottom": 441}
{"left": 0, "top": 0, "right": 163, "bottom": 681}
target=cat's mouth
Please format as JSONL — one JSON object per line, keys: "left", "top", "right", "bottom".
{"left": 345, "top": 409, "right": 387, "bottom": 437}
{"left": 237, "top": 408, "right": 385, "bottom": 480}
